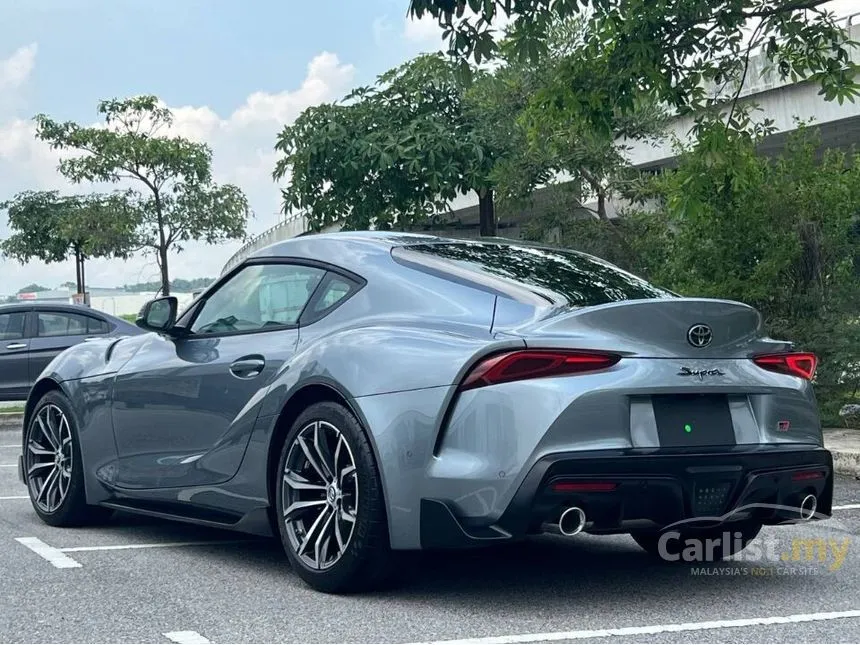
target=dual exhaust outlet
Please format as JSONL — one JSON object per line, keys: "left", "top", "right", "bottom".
{"left": 545, "top": 494, "right": 816, "bottom": 537}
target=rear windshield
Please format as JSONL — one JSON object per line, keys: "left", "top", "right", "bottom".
{"left": 392, "top": 242, "right": 674, "bottom": 307}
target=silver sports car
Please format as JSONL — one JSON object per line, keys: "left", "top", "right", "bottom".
{"left": 20, "top": 232, "right": 833, "bottom": 592}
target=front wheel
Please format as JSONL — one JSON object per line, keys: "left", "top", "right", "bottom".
{"left": 24, "top": 391, "right": 113, "bottom": 527}
{"left": 631, "top": 521, "right": 763, "bottom": 563}
{"left": 274, "top": 401, "right": 394, "bottom": 593}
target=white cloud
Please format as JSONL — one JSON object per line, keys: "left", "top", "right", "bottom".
{"left": 0, "top": 43, "right": 37, "bottom": 91}
{"left": 372, "top": 16, "right": 395, "bottom": 47}
{"left": 0, "top": 47, "right": 355, "bottom": 295}
{"left": 403, "top": 14, "right": 444, "bottom": 46}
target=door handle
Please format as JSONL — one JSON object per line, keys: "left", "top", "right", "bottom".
{"left": 229, "top": 357, "right": 265, "bottom": 379}
{"left": 5, "top": 343, "right": 27, "bottom": 350}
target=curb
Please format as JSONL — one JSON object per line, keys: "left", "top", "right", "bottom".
{"left": 831, "top": 450, "right": 860, "bottom": 478}
{"left": 823, "top": 428, "right": 860, "bottom": 478}
{"left": 0, "top": 413, "right": 23, "bottom": 432}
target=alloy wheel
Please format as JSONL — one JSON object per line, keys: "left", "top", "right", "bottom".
{"left": 26, "top": 404, "right": 73, "bottom": 513}
{"left": 281, "top": 420, "right": 358, "bottom": 570}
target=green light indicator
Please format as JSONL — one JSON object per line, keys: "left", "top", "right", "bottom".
{"left": 684, "top": 424, "right": 693, "bottom": 433}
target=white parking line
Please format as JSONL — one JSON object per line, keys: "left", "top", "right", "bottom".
{"left": 61, "top": 539, "right": 255, "bottom": 553}
{"left": 15, "top": 537, "right": 82, "bottom": 569}
{"left": 164, "top": 630, "right": 212, "bottom": 644}
{"left": 414, "top": 609, "right": 860, "bottom": 644}
{"left": 833, "top": 503, "right": 860, "bottom": 511}
{"left": 0, "top": 496, "right": 27, "bottom": 500}
{"left": 0, "top": 444, "right": 20, "bottom": 448}
{"left": 0, "top": 464, "right": 18, "bottom": 468}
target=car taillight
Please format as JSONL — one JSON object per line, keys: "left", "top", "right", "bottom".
{"left": 753, "top": 352, "right": 817, "bottom": 380}
{"left": 459, "top": 350, "right": 621, "bottom": 391}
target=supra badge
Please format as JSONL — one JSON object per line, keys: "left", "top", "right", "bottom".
{"left": 678, "top": 366, "right": 726, "bottom": 380}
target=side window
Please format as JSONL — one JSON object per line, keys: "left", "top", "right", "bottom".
{"left": 312, "top": 276, "right": 357, "bottom": 313}
{"left": 37, "top": 312, "right": 88, "bottom": 337}
{"left": 191, "top": 263, "right": 325, "bottom": 335}
{"left": 0, "top": 312, "right": 26, "bottom": 340}
{"left": 86, "top": 317, "right": 111, "bottom": 335}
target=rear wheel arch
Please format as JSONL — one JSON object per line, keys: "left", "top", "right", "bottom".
{"left": 266, "top": 382, "right": 388, "bottom": 526}
{"left": 24, "top": 378, "right": 63, "bottom": 434}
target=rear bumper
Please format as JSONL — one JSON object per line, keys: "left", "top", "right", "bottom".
{"left": 420, "top": 444, "right": 833, "bottom": 549}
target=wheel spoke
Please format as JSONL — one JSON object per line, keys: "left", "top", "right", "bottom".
{"left": 313, "top": 423, "right": 335, "bottom": 480}
{"left": 314, "top": 511, "right": 335, "bottom": 568}
{"left": 58, "top": 468, "right": 70, "bottom": 500}
{"left": 334, "top": 513, "right": 345, "bottom": 551}
{"left": 27, "top": 441, "right": 53, "bottom": 457}
{"left": 27, "top": 462, "right": 53, "bottom": 476}
{"left": 36, "top": 468, "right": 59, "bottom": 504}
{"left": 46, "top": 470, "right": 62, "bottom": 511}
{"left": 298, "top": 431, "right": 329, "bottom": 483}
{"left": 283, "top": 470, "right": 326, "bottom": 491}
{"left": 333, "top": 434, "right": 344, "bottom": 472}
{"left": 283, "top": 499, "right": 327, "bottom": 520}
{"left": 340, "top": 508, "right": 356, "bottom": 524}
{"left": 299, "top": 506, "right": 332, "bottom": 563}
{"left": 44, "top": 407, "right": 62, "bottom": 451}
{"left": 339, "top": 464, "right": 356, "bottom": 487}
{"left": 36, "top": 414, "right": 58, "bottom": 451}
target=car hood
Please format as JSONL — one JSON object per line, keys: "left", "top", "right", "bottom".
{"left": 41, "top": 332, "right": 156, "bottom": 383}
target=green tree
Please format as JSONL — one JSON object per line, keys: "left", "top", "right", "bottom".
{"left": 16, "top": 284, "right": 48, "bottom": 294}
{"left": 275, "top": 54, "right": 516, "bottom": 236}
{"left": 34, "top": 96, "right": 250, "bottom": 295}
{"left": 409, "top": 0, "right": 860, "bottom": 132}
{"left": 1, "top": 190, "right": 139, "bottom": 294}
{"left": 480, "top": 16, "right": 669, "bottom": 220}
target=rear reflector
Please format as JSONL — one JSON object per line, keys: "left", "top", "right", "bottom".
{"left": 552, "top": 481, "right": 618, "bottom": 492}
{"left": 791, "top": 470, "right": 825, "bottom": 482}
{"left": 753, "top": 352, "right": 817, "bottom": 380}
{"left": 460, "top": 350, "right": 620, "bottom": 391}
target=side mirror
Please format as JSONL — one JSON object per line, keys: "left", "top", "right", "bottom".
{"left": 136, "top": 296, "right": 178, "bottom": 334}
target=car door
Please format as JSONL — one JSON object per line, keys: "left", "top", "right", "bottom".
{"left": 110, "top": 261, "right": 331, "bottom": 489}
{"left": 28, "top": 309, "right": 112, "bottom": 384}
{"left": 0, "top": 308, "right": 32, "bottom": 401}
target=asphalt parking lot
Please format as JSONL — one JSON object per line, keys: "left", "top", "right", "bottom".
{"left": 2, "top": 424, "right": 860, "bottom": 644}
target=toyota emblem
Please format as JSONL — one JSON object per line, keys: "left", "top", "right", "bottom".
{"left": 687, "top": 324, "right": 713, "bottom": 348}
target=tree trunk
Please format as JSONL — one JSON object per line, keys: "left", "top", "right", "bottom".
{"left": 74, "top": 245, "right": 83, "bottom": 294}
{"left": 159, "top": 246, "right": 170, "bottom": 296}
{"left": 79, "top": 254, "right": 86, "bottom": 299}
{"left": 154, "top": 190, "right": 170, "bottom": 296}
{"left": 478, "top": 188, "right": 497, "bottom": 237}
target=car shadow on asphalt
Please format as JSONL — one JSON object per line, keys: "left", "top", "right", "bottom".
{"left": 96, "top": 514, "right": 827, "bottom": 606}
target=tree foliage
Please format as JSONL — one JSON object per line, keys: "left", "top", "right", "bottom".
{"left": 274, "top": 54, "right": 516, "bottom": 235}
{"left": 409, "top": 0, "right": 860, "bottom": 133}
{"left": 525, "top": 124, "right": 860, "bottom": 423}
{"left": 1, "top": 190, "right": 139, "bottom": 293}
{"left": 482, "top": 15, "right": 669, "bottom": 219}
{"left": 34, "top": 96, "right": 250, "bottom": 295}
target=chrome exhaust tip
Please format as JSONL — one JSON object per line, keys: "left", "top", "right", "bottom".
{"left": 558, "top": 506, "right": 587, "bottom": 536}
{"left": 799, "top": 494, "right": 817, "bottom": 521}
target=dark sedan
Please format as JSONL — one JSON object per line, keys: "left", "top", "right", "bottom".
{"left": 0, "top": 302, "right": 142, "bottom": 401}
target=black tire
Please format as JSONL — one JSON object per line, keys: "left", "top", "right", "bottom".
{"left": 274, "top": 401, "right": 394, "bottom": 593}
{"left": 631, "top": 521, "right": 763, "bottom": 563}
{"left": 24, "top": 390, "right": 113, "bottom": 527}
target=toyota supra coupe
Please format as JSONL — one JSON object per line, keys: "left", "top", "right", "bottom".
{"left": 20, "top": 232, "right": 833, "bottom": 592}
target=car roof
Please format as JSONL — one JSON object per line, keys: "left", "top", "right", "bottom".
{"left": 250, "top": 230, "right": 572, "bottom": 264}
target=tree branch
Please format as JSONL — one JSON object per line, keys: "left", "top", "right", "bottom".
{"left": 741, "top": 0, "right": 832, "bottom": 19}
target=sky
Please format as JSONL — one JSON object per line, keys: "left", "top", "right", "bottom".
{"left": 1, "top": 0, "right": 858, "bottom": 295}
